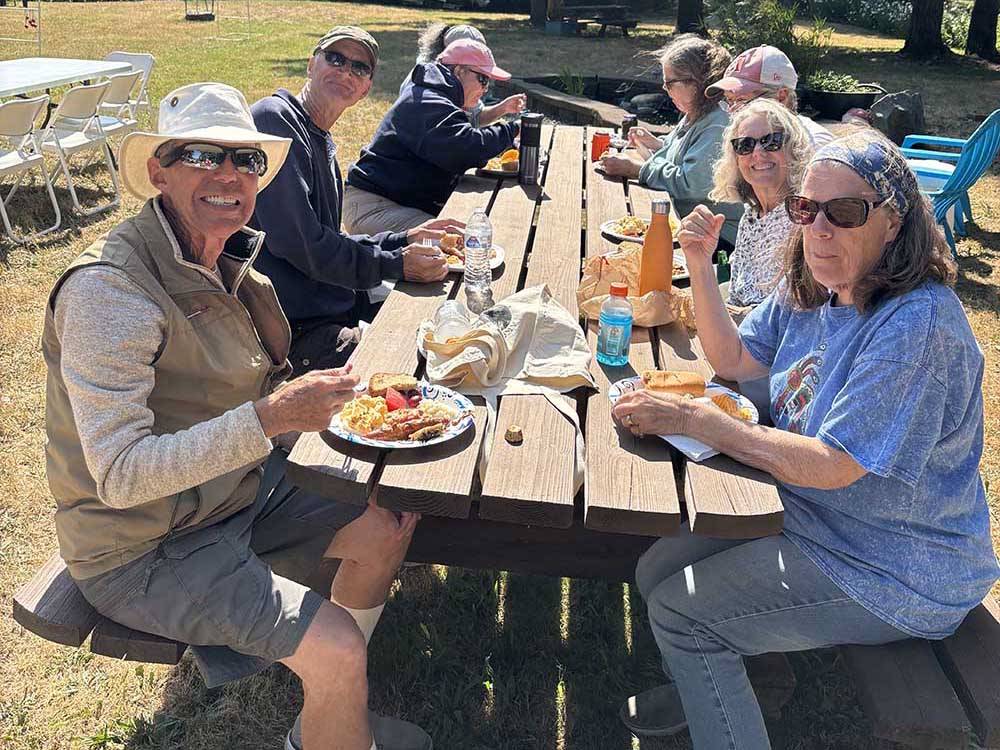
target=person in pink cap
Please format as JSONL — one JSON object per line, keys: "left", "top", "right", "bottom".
{"left": 345, "top": 38, "right": 523, "bottom": 235}
{"left": 705, "top": 45, "right": 834, "bottom": 147}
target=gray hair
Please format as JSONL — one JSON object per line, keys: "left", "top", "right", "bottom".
{"left": 709, "top": 98, "right": 813, "bottom": 209}
{"left": 653, "top": 34, "right": 731, "bottom": 122}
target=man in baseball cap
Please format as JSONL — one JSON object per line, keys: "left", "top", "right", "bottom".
{"left": 706, "top": 45, "right": 834, "bottom": 147}
{"left": 250, "top": 25, "right": 463, "bottom": 380}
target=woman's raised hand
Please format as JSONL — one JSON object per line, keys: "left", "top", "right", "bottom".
{"left": 677, "top": 205, "right": 725, "bottom": 269}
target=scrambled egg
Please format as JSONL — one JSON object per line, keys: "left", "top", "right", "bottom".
{"left": 340, "top": 396, "right": 388, "bottom": 434}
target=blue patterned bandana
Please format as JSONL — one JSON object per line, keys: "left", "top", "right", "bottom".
{"left": 810, "top": 129, "right": 918, "bottom": 217}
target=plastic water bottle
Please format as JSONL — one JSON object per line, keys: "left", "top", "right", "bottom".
{"left": 463, "top": 207, "right": 494, "bottom": 314}
{"left": 596, "top": 282, "right": 633, "bottom": 367}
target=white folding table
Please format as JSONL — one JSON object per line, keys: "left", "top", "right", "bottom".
{"left": 0, "top": 57, "right": 132, "bottom": 98}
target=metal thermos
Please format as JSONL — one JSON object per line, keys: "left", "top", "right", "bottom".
{"left": 621, "top": 114, "right": 638, "bottom": 140}
{"left": 518, "top": 112, "right": 543, "bottom": 186}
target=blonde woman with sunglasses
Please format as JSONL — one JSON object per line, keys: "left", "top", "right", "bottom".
{"left": 612, "top": 129, "right": 997, "bottom": 749}
{"left": 708, "top": 98, "right": 814, "bottom": 308}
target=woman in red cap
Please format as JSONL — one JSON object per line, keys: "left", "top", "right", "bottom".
{"left": 344, "top": 39, "right": 524, "bottom": 235}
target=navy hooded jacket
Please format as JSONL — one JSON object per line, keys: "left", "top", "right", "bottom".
{"left": 347, "top": 62, "right": 518, "bottom": 216}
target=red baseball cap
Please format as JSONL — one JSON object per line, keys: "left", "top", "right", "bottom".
{"left": 437, "top": 39, "right": 511, "bottom": 81}
{"left": 705, "top": 45, "right": 798, "bottom": 97}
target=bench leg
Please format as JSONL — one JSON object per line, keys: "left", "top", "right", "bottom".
{"left": 598, "top": 24, "right": 607, "bottom": 36}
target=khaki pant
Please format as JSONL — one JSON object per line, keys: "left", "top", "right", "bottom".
{"left": 342, "top": 184, "right": 434, "bottom": 235}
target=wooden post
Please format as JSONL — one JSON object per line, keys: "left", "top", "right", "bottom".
{"left": 531, "top": 0, "right": 548, "bottom": 25}
{"left": 547, "top": 0, "right": 564, "bottom": 21}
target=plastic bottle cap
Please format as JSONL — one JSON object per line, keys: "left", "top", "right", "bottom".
{"left": 610, "top": 282, "right": 629, "bottom": 298}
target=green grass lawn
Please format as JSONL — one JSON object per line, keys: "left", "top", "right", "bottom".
{"left": 1, "top": 3, "right": 998, "bottom": 749}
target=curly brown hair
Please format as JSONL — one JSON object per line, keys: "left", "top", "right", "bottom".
{"left": 783, "top": 166, "right": 957, "bottom": 313}
{"left": 653, "top": 34, "right": 732, "bottom": 123}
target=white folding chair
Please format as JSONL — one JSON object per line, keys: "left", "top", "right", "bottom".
{"left": 96, "top": 69, "right": 142, "bottom": 140}
{"left": 103, "top": 51, "right": 156, "bottom": 120}
{"left": 39, "top": 81, "right": 120, "bottom": 217}
{"left": 0, "top": 94, "right": 61, "bottom": 242}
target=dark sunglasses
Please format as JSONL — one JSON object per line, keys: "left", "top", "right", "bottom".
{"left": 785, "top": 195, "right": 892, "bottom": 229}
{"left": 158, "top": 142, "right": 269, "bottom": 177}
{"left": 730, "top": 131, "right": 785, "bottom": 156}
{"left": 473, "top": 71, "right": 491, "bottom": 88}
{"left": 322, "top": 49, "right": 374, "bottom": 79}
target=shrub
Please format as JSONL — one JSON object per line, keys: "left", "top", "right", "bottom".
{"left": 809, "top": 0, "right": 976, "bottom": 49}
{"left": 804, "top": 70, "right": 863, "bottom": 90}
{"left": 710, "top": 0, "right": 832, "bottom": 80}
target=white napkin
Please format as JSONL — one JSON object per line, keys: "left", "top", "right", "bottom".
{"left": 662, "top": 434, "right": 718, "bottom": 462}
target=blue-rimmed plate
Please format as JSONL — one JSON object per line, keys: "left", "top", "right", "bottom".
{"left": 607, "top": 377, "right": 758, "bottom": 461}
{"left": 329, "top": 382, "right": 474, "bottom": 449}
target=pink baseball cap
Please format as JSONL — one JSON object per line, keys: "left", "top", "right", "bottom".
{"left": 705, "top": 45, "right": 798, "bottom": 97}
{"left": 437, "top": 39, "right": 511, "bottom": 81}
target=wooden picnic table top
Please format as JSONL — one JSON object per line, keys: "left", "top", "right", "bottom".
{"left": 286, "top": 124, "right": 782, "bottom": 578}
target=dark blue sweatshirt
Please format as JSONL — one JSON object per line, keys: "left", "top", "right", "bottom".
{"left": 346, "top": 63, "right": 518, "bottom": 216}
{"left": 250, "top": 90, "right": 406, "bottom": 323}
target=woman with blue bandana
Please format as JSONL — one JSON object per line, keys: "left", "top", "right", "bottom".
{"left": 612, "top": 128, "right": 999, "bottom": 748}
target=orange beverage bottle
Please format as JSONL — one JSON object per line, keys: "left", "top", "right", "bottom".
{"left": 638, "top": 199, "right": 674, "bottom": 295}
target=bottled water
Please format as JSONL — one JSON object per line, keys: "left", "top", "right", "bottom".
{"left": 596, "top": 283, "right": 633, "bottom": 367}
{"left": 463, "top": 207, "right": 494, "bottom": 314}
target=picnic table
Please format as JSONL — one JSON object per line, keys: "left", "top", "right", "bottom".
{"left": 286, "top": 124, "right": 784, "bottom": 581}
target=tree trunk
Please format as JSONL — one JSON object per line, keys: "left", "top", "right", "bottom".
{"left": 676, "top": 0, "right": 707, "bottom": 35}
{"left": 530, "top": 0, "right": 548, "bottom": 26}
{"left": 901, "top": 0, "right": 951, "bottom": 58}
{"left": 966, "top": 0, "right": 1000, "bottom": 60}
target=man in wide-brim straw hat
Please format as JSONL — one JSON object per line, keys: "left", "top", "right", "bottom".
{"left": 42, "top": 82, "right": 432, "bottom": 750}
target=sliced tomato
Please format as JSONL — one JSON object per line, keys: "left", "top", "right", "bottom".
{"left": 407, "top": 393, "right": 422, "bottom": 408}
{"left": 384, "top": 387, "right": 407, "bottom": 412}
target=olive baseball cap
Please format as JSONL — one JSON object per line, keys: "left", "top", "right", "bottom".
{"left": 314, "top": 25, "right": 380, "bottom": 68}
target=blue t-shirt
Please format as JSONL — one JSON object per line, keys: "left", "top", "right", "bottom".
{"left": 740, "top": 282, "right": 998, "bottom": 638}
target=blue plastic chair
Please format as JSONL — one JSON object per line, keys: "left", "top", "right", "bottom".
{"left": 900, "top": 109, "right": 1000, "bottom": 255}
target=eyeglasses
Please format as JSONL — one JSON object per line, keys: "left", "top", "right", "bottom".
{"left": 322, "top": 49, "right": 374, "bottom": 79}
{"left": 730, "top": 131, "right": 785, "bottom": 156}
{"left": 662, "top": 77, "right": 694, "bottom": 92}
{"left": 718, "top": 91, "right": 768, "bottom": 113}
{"left": 158, "top": 142, "right": 269, "bottom": 177}
{"left": 473, "top": 71, "right": 491, "bottom": 88}
{"left": 785, "top": 195, "right": 893, "bottom": 229}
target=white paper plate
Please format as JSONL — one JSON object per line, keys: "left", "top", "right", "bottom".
{"left": 329, "top": 382, "right": 474, "bottom": 449}
{"left": 607, "top": 378, "right": 758, "bottom": 461}
{"left": 476, "top": 164, "right": 519, "bottom": 178}
{"left": 600, "top": 217, "right": 650, "bottom": 244}
{"left": 444, "top": 244, "right": 505, "bottom": 273}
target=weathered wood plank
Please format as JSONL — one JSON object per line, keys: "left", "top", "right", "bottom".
{"left": 843, "top": 639, "right": 972, "bottom": 749}
{"left": 406, "top": 510, "right": 656, "bottom": 582}
{"left": 584, "top": 323, "right": 681, "bottom": 536}
{"left": 456, "top": 125, "right": 552, "bottom": 307}
{"left": 12, "top": 552, "right": 100, "bottom": 647}
{"left": 90, "top": 618, "right": 187, "bottom": 665}
{"left": 658, "top": 323, "right": 783, "bottom": 538}
{"left": 286, "top": 431, "right": 381, "bottom": 506}
{"left": 377, "top": 400, "right": 489, "bottom": 518}
{"left": 584, "top": 127, "right": 629, "bottom": 259}
{"left": 934, "top": 597, "right": 1000, "bottom": 748}
{"left": 479, "top": 126, "right": 582, "bottom": 528}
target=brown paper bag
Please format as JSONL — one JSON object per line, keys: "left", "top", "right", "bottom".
{"left": 576, "top": 241, "right": 695, "bottom": 328}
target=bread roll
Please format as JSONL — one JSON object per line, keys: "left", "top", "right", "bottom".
{"left": 369, "top": 372, "right": 418, "bottom": 398}
{"left": 640, "top": 370, "right": 705, "bottom": 397}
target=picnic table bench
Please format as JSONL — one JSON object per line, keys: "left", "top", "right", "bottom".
{"left": 12, "top": 124, "right": 1000, "bottom": 749}
{"left": 545, "top": 0, "right": 639, "bottom": 36}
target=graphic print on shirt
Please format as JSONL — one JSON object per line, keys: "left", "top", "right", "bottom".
{"left": 773, "top": 353, "right": 822, "bottom": 433}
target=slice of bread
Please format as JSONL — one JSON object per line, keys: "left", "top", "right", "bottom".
{"left": 640, "top": 370, "right": 706, "bottom": 397}
{"left": 369, "top": 372, "right": 418, "bottom": 398}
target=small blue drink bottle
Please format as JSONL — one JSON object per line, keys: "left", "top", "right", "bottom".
{"left": 596, "top": 282, "right": 633, "bottom": 367}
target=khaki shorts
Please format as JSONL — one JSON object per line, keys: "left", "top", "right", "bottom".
{"left": 76, "top": 449, "right": 364, "bottom": 687}
{"left": 342, "top": 184, "right": 435, "bottom": 235}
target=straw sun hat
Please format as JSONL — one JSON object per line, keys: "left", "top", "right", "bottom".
{"left": 118, "top": 82, "right": 291, "bottom": 200}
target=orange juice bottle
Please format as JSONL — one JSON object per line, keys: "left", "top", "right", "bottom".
{"left": 638, "top": 199, "right": 674, "bottom": 295}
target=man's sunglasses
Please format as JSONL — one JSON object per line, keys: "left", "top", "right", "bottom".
{"left": 785, "top": 195, "right": 892, "bottom": 229}
{"left": 731, "top": 131, "right": 785, "bottom": 155}
{"left": 323, "top": 49, "right": 374, "bottom": 79}
{"left": 473, "top": 71, "right": 491, "bottom": 88}
{"left": 158, "top": 143, "right": 269, "bottom": 177}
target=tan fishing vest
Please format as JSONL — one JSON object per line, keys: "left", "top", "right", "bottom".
{"left": 42, "top": 199, "right": 291, "bottom": 579}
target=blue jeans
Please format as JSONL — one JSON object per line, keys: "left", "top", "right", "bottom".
{"left": 636, "top": 527, "right": 908, "bottom": 750}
